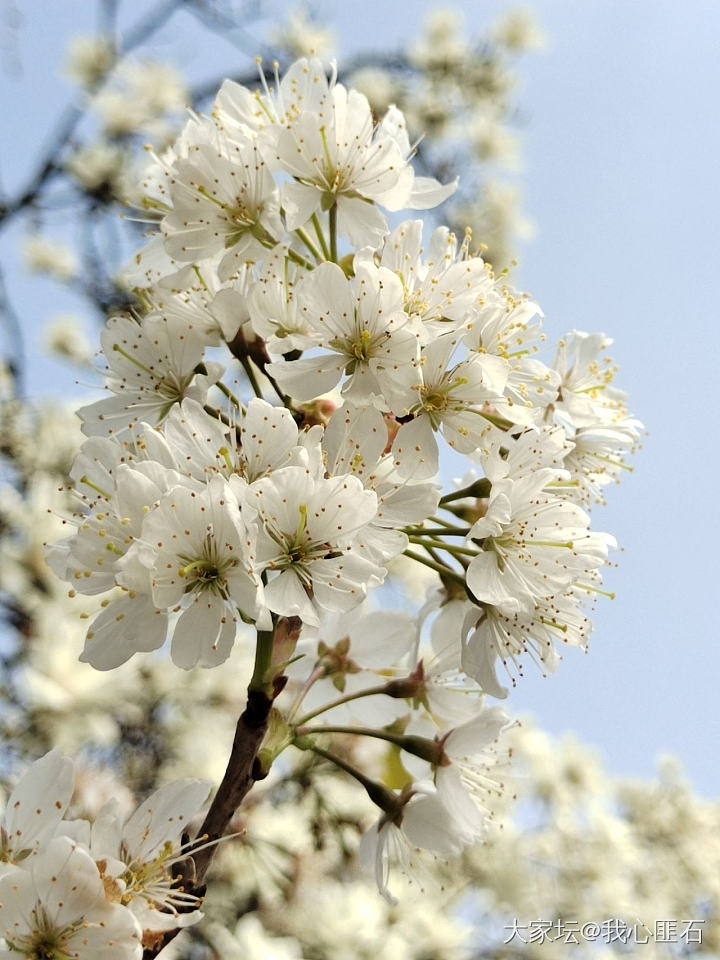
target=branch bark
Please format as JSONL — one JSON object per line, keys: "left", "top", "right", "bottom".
{"left": 142, "top": 615, "right": 302, "bottom": 959}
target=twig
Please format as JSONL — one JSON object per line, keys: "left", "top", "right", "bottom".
{"left": 0, "top": 0, "right": 188, "bottom": 228}
{"left": 0, "top": 264, "right": 25, "bottom": 396}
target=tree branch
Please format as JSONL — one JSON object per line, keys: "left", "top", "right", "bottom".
{"left": 142, "top": 614, "right": 302, "bottom": 959}
{"left": 0, "top": 0, "right": 188, "bottom": 228}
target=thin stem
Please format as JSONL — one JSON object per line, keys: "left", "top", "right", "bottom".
{"left": 300, "top": 723, "right": 408, "bottom": 748}
{"left": 329, "top": 202, "right": 338, "bottom": 262}
{"left": 215, "top": 380, "right": 242, "bottom": 409}
{"left": 408, "top": 535, "right": 477, "bottom": 556}
{"left": 439, "top": 478, "right": 492, "bottom": 505}
{"left": 403, "top": 549, "right": 466, "bottom": 585}
{"left": 295, "top": 682, "right": 393, "bottom": 726}
{"left": 426, "top": 515, "right": 470, "bottom": 531}
{"left": 294, "top": 227, "right": 321, "bottom": 262}
{"left": 302, "top": 727, "right": 444, "bottom": 770}
{"left": 425, "top": 544, "right": 446, "bottom": 567}
{"left": 240, "top": 355, "right": 264, "bottom": 399}
{"left": 439, "top": 502, "right": 473, "bottom": 519}
{"left": 286, "top": 664, "right": 325, "bottom": 723}
{"left": 286, "top": 247, "right": 314, "bottom": 271}
{"left": 262, "top": 364, "right": 292, "bottom": 406}
{"left": 311, "top": 212, "right": 331, "bottom": 260}
{"left": 403, "top": 526, "right": 472, "bottom": 537}
{"left": 300, "top": 743, "right": 399, "bottom": 814}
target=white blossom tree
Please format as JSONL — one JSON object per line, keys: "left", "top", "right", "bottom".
{"left": 0, "top": 4, "right": 714, "bottom": 960}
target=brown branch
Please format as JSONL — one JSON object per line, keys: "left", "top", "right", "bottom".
{"left": 0, "top": 0, "right": 188, "bottom": 228}
{"left": 142, "top": 615, "right": 302, "bottom": 959}
{"left": 191, "top": 688, "right": 273, "bottom": 881}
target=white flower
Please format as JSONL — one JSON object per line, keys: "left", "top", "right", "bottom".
{"left": 389, "top": 333, "right": 508, "bottom": 468}
{"left": 246, "top": 466, "right": 384, "bottom": 626}
{"left": 0, "top": 836, "right": 141, "bottom": 959}
{"left": 323, "top": 402, "right": 439, "bottom": 563}
{"left": 90, "top": 779, "right": 210, "bottom": 932}
{"left": 78, "top": 314, "right": 222, "bottom": 438}
{"left": 46, "top": 449, "right": 180, "bottom": 670}
{"left": 551, "top": 330, "right": 629, "bottom": 428}
{"left": 92, "top": 61, "right": 187, "bottom": 139}
{"left": 410, "top": 9, "right": 469, "bottom": 69}
{"left": 559, "top": 421, "right": 642, "bottom": 506}
{"left": 44, "top": 315, "right": 93, "bottom": 365}
{"left": 462, "top": 586, "right": 596, "bottom": 698}
{"left": 266, "top": 261, "right": 421, "bottom": 406}
{"left": 48, "top": 456, "right": 172, "bottom": 597}
{"left": 136, "top": 478, "right": 263, "bottom": 668}
{"left": 477, "top": 423, "right": 571, "bottom": 483}
{"left": 433, "top": 707, "right": 510, "bottom": 842}
{"left": 492, "top": 8, "right": 547, "bottom": 51}
{"left": 65, "top": 141, "right": 125, "bottom": 193}
{"left": 463, "top": 295, "right": 560, "bottom": 423}
{"left": 141, "top": 287, "right": 228, "bottom": 349}
{"left": 271, "top": 82, "right": 454, "bottom": 246}
{"left": 358, "top": 786, "right": 464, "bottom": 904}
{"left": 161, "top": 132, "right": 282, "bottom": 273}
{"left": 213, "top": 57, "right": 331, "bottom": 143}
{"left": 0, "top": 751, "right": 74, "bottom": 877}
{"left": 465, "top": 468, "right": 612, "bottom": 617}
{"left": 272, "top": 9, "right": 336, "bottom": 60}
{"left": 246, "top": 246, "right": 317, "bottom": 351}
{"left": 379, "top": 220, "right": 496, "bottom": 342}
{"left": 65, "top": 35, "right": 114, "bottom": 87}
{"left": 160, "top": 397, "right": 318, "bottom": 486}
{"left": 205, "top": 913, "right": 307, "bottom": 960}
{"left": 414, "top": 595, "right": 489, "bottom": 725}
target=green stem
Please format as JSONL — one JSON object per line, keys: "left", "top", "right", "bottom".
{"left": 311, "top": 212, "right": 331, "bottom": 260}
{"left": 298, "top": 742, "right": 400, "bottom": 815}
{"left": 329, "top": 203, "right": 338, "bottom": 262}
{"left": 301, "top": 724, "right": 406, "bottom": 748}
{"left": 215, "top": 380, "right": 243, "bottom": 410}
{"left": 403, "top": 526, "right": 472, "bottom": 537}
{"left": 286, "top": 664, "right": 324, "bottom": 723}
{"left": 403, "top": 549, "right": 466, "bottom": 585}
{"left": 425, "top": 544, "right": 446, "bottom": 568}
{"left": 439, "top": 478, "right": 492, "bottom": 505}
{"left": 286, "top": 247, "right": 314, "bottom": 271}
{"left": 249, "top": 628, "right": 275, "bottom": 695}
{"left": 295, "top": 682, "right": 393, "bottom": 726}
{"left": 299, "top": 724, "right": 443, "bottom": 764}
{"left": 294, "top": 227, "right": 321, "bottom": 262}
{"left": 426, "top": 515, "right": 470, "bottom": 531}
{"left": 408, "top": 535, "right": 476, "bottom": 556}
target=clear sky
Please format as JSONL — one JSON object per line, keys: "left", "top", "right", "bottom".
{"left": 1, "top": 0, "right": 718, "bottom": 794}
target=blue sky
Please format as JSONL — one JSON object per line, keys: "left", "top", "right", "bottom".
{"left": 1, "top": 1, "right": 718, "bottom": 794}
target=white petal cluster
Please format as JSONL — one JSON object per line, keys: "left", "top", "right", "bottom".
{"left": 45, "top": 57, "right": 641, "bottom": 902}
{"left": 0, "top": 753, "right": 209, "bottom": 957}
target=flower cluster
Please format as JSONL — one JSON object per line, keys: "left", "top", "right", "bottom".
{"left": 0, "top": 750, "right": 212, "bottom": 958}
{"left": 47, "top": 57, "right": 641, "bottom": 900}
